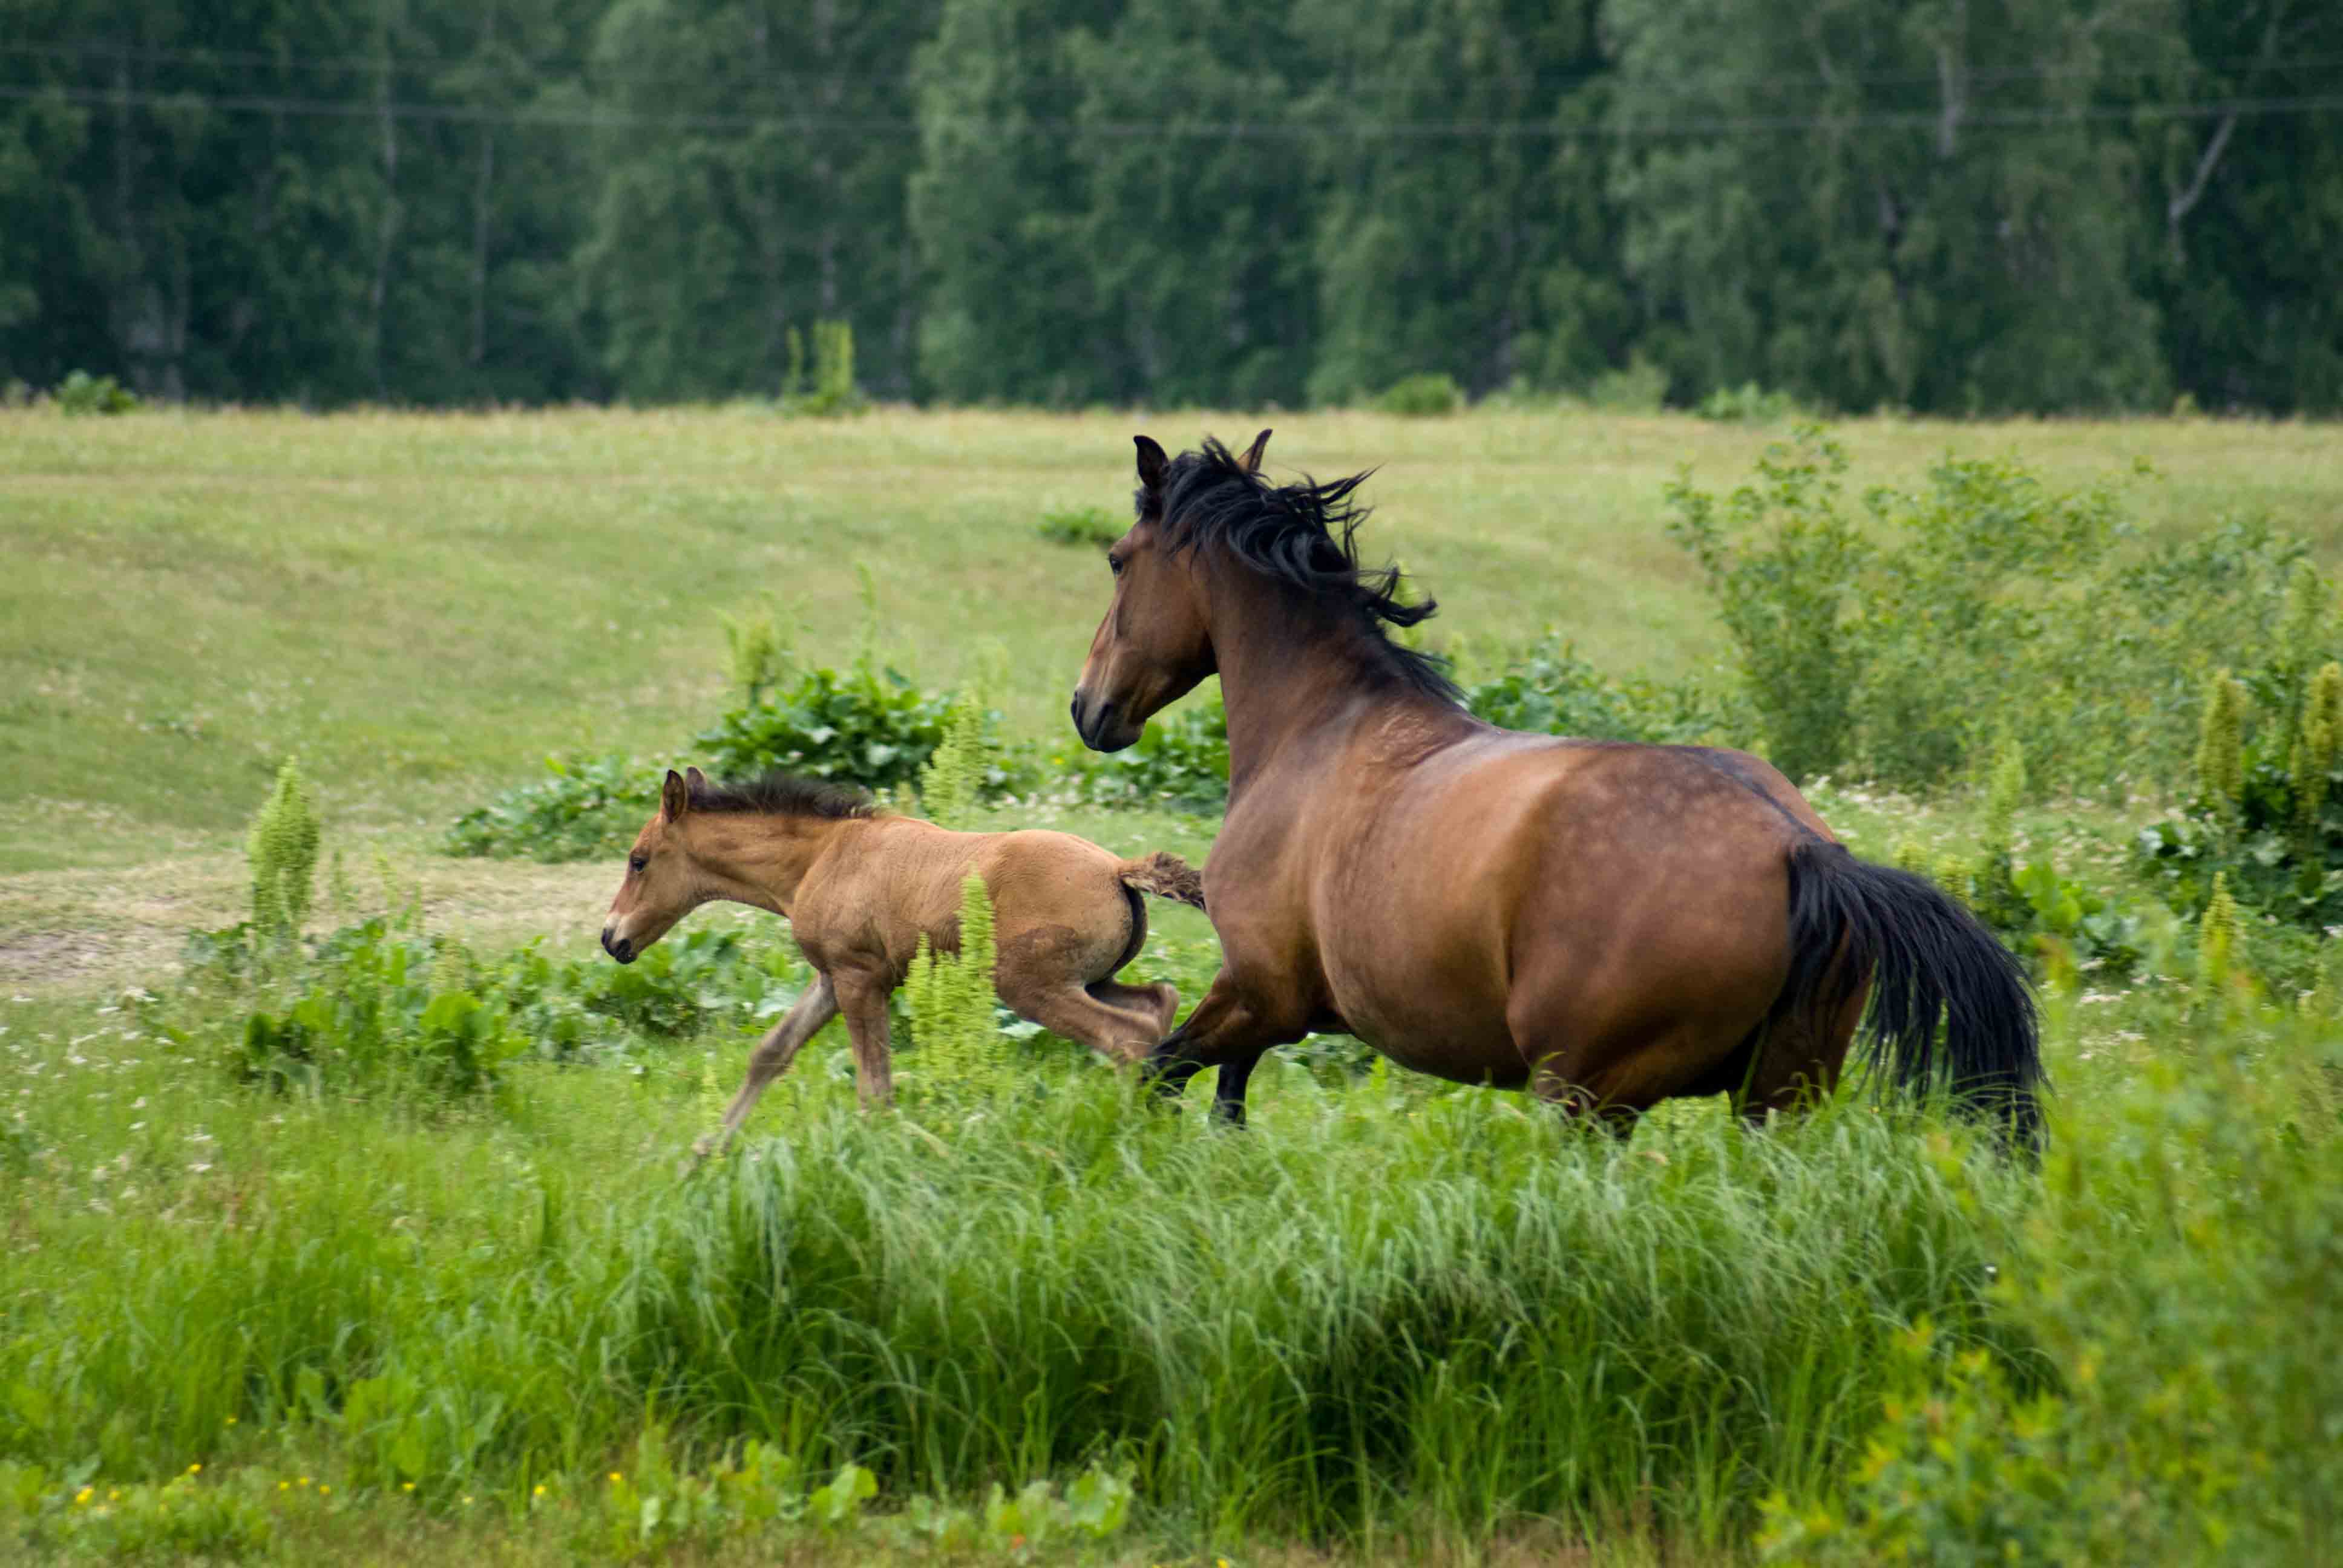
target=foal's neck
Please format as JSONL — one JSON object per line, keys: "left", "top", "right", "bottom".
{"left": 684, "top": 812, "right": 858, "bottom": 918}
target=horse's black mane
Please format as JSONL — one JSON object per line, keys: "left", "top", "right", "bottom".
{"left": 1152, "top": 437, "right": 1460, "bottom": 705}
{"left": 687, "top": 771, "right": 878, "bottom": 820}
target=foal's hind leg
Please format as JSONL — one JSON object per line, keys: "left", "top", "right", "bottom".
{"left": 1088, "top": 978, "right": 1179, "bottom": 1036}
{"left": 1000, "top": 980, "right": 1164, "bottom": 1066}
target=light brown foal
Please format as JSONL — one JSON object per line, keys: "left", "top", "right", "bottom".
{"left": 600, "top": 768, "right": 1204, "bottom": 1158}
{"left": 1069, "top": 432, "right": 2042, "bottom": 1148}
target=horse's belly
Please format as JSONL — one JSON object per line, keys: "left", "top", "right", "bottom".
{"left": 1322, "top": 955, "right": 1529, "bottom": 1088}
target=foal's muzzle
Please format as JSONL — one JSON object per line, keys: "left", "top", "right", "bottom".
{"left": 600, "top": 926, "right": 636, "bottom": 964}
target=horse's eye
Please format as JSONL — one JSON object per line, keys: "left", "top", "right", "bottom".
{"left": 629, "top": 854, "right": 648, "bottom": 874}
{"left": 1108, "top": 554, "right": 1125, "bottom": 577}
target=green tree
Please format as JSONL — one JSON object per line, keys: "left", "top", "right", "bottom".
{"left": 1058, "top": 0, "right": 1316, "bottom": 407}
{"left": 2131, "top": 0, "right": 2343, "bottom": 413}
{"left": 582, "top": 0, "right": 936, "bottom": 401}
{"left": 910, "top": 0, "right": 1118, "bottom": 405}
{"left": 1610, "top": 0, "right": 2173, "bottom": 413}
{"left": 1293, "top": 0, "right": 1619, "bottom": 403}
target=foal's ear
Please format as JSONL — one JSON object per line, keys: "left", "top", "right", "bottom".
{"left": 661, "top": 768, "right": 690, "bottom": 822}
{"left": 1133, "top": 434, "right": 1168, "bottom": 492}
{"left": 1236, "top": 428, "right": 1273, "bottom": 474}
{"left": 684, "top": 765, "right": 709, "bottom": 791}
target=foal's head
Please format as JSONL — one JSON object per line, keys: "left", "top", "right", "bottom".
{"left": 600, "top": 767, "right": 706, "bottom": 963}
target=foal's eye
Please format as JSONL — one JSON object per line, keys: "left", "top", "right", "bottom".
{"left": 629, "top": 853, "right": 648, "bottom": 874}
{"left": 1107, "top": 554, "right": 1126, "bottom": 577}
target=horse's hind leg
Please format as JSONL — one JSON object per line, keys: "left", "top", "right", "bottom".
{"left": 1737, "top": 983, "right": 1863, "bottom": 1128}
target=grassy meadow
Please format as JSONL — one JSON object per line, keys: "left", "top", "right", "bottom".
{"left": 3, "top": 405, "right": 2341, "bottom": 1566}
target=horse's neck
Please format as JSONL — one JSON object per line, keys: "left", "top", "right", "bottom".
{"left": 1212, "top": 587, "right": 1463, "bottom": 799}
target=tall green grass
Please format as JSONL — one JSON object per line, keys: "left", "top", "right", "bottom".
{"left": 1, "top": 1014, "right": 2031, "bottom": 1545}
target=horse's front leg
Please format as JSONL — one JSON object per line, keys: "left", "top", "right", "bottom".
{"left": 1148, "top": 974, "right": 1294, "bottom": 1126}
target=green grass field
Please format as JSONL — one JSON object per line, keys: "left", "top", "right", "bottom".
{"left": 6, "top": 406, "right": 2339, "bottom": 875}
{"left": 3, "top": 407, "right": 2340, "bottom": 1566}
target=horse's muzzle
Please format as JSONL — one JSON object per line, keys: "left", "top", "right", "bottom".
{"left": 600, "top": 927, "right": 635, "bottom": 964}
{"left": 1069, "top": 689, "right": 1139, "bottom": 753}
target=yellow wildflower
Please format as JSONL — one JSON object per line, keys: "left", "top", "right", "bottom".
{"left": 73, "top": 1487, "right": 92, "bottom": 1506}
{"left": 188, "top": 1462, "right": 202, "bottom": 1474}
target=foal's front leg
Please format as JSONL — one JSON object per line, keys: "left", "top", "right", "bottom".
{"left": 689, "top": 972, "right": 838, "bottom": 1167}
{"left": 831, "top": 969, "right": 897, "bottom": 1107}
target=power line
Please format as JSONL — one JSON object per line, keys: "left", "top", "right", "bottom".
{"left": 8, "top": 36, "right": 2343, "bottom": 98}
{"left": 4, "top": 79, "right": 2340, "bottom": 140}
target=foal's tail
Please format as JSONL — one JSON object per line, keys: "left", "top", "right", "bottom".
{"left": 1118, "top": 852, "right": 1207, "bottom": 912}
{"left": 1782, "top": 840, "right": 2045, "bottom": 1153}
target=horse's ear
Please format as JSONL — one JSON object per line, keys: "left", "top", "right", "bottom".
{"left": 661, "top": 768, "right": 689, "bottom": 822}
{"left": 684, "top": 765, "right": 709, "bottom": 791}
{"left": 1236, "top": 428, "right": 1273, "bottom": 474}
{"left": 1133, "top": 435, "right": 1168, "bottom": 492}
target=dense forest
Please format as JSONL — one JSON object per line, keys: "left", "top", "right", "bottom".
{"left": 3, "top": 0, "right": 2339, "bottom": 413}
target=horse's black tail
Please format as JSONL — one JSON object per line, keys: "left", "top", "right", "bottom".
{"left": 1781, "top": 839, "right": 2045, "bottom": 1154}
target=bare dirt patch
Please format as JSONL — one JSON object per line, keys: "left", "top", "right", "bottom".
{"left": 0, "top": 846, "right": 623, "bottom": 996}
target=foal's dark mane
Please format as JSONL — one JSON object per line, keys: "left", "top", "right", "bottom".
{"left": 1153, "top": 437, "right": 1460, "bottom": 705}
{"left": 687, "top": 772, "right": 878, "bottom": 820}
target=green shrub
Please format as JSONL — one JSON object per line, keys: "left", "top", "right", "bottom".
{"left": 246, "top": 757, "right": 321, "bottom": 944}
{"left": 721, "top": 604, "right": 791, "bottom": 706}
{"left": 1585, "top": 353, "right": 1668, "bottom": 413}
{"left": 778, "top": 321, "right": 864, "bottom": 416}
{"left": 444, "top": 755, "right": 657, "bottom": 863}
{"left": 53, "top": 368, "right": 139, "bottom": 415}
{"left": 1670, "top": 431, "right": 2311, "bottom": 796}
{"left": 1, "top": 1464, "right": 273, "bottom": 1558}
{"left": 1461, "top": 633, "right": 1730, "bottom": 744}
{"left": 918, "top": 694, "right": 990, "bottom": 829}
{"left": 2138, "top": 647, "right": 2343, "bottom": 928}
{"left": 1765, "top": 1023, "right": 2343, "bottom": 1565}
{"left": 1372, "top": 371, "right": 1463, "bottom": 416}
{"left": 696, "top": 657, "right": 957, "bottom": 792}
{"left": 903, "top": 874, "right": 1001, "bottom": 1098}
{"left": 228, "top": 918, "right": 519, "bottom": 1099}
{"left": 1696, "top": 381, "right": 1803, "bottom": 422}
{"left": 448, "top": 649, "right": 1029, "bottom": 860}
{"left": 1035, "top": 505, "right": 1124, "bottom": 549}
{"left": 1665, "top": 428, "right": 1869, "bottom": 781}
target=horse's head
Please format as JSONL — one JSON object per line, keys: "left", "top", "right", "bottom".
{"left": 1070, "top": 429, "right": 1270, "bottom": 751}
{"left": 600, "top": 767, "right": 705, "bottom": 963}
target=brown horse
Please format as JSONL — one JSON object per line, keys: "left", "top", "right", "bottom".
{"left": 600, "top": 768, "right": 1205, "bottom": 1158}
{"left": 1070, "top": 431, "right": 2042, "bottom": 1146}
